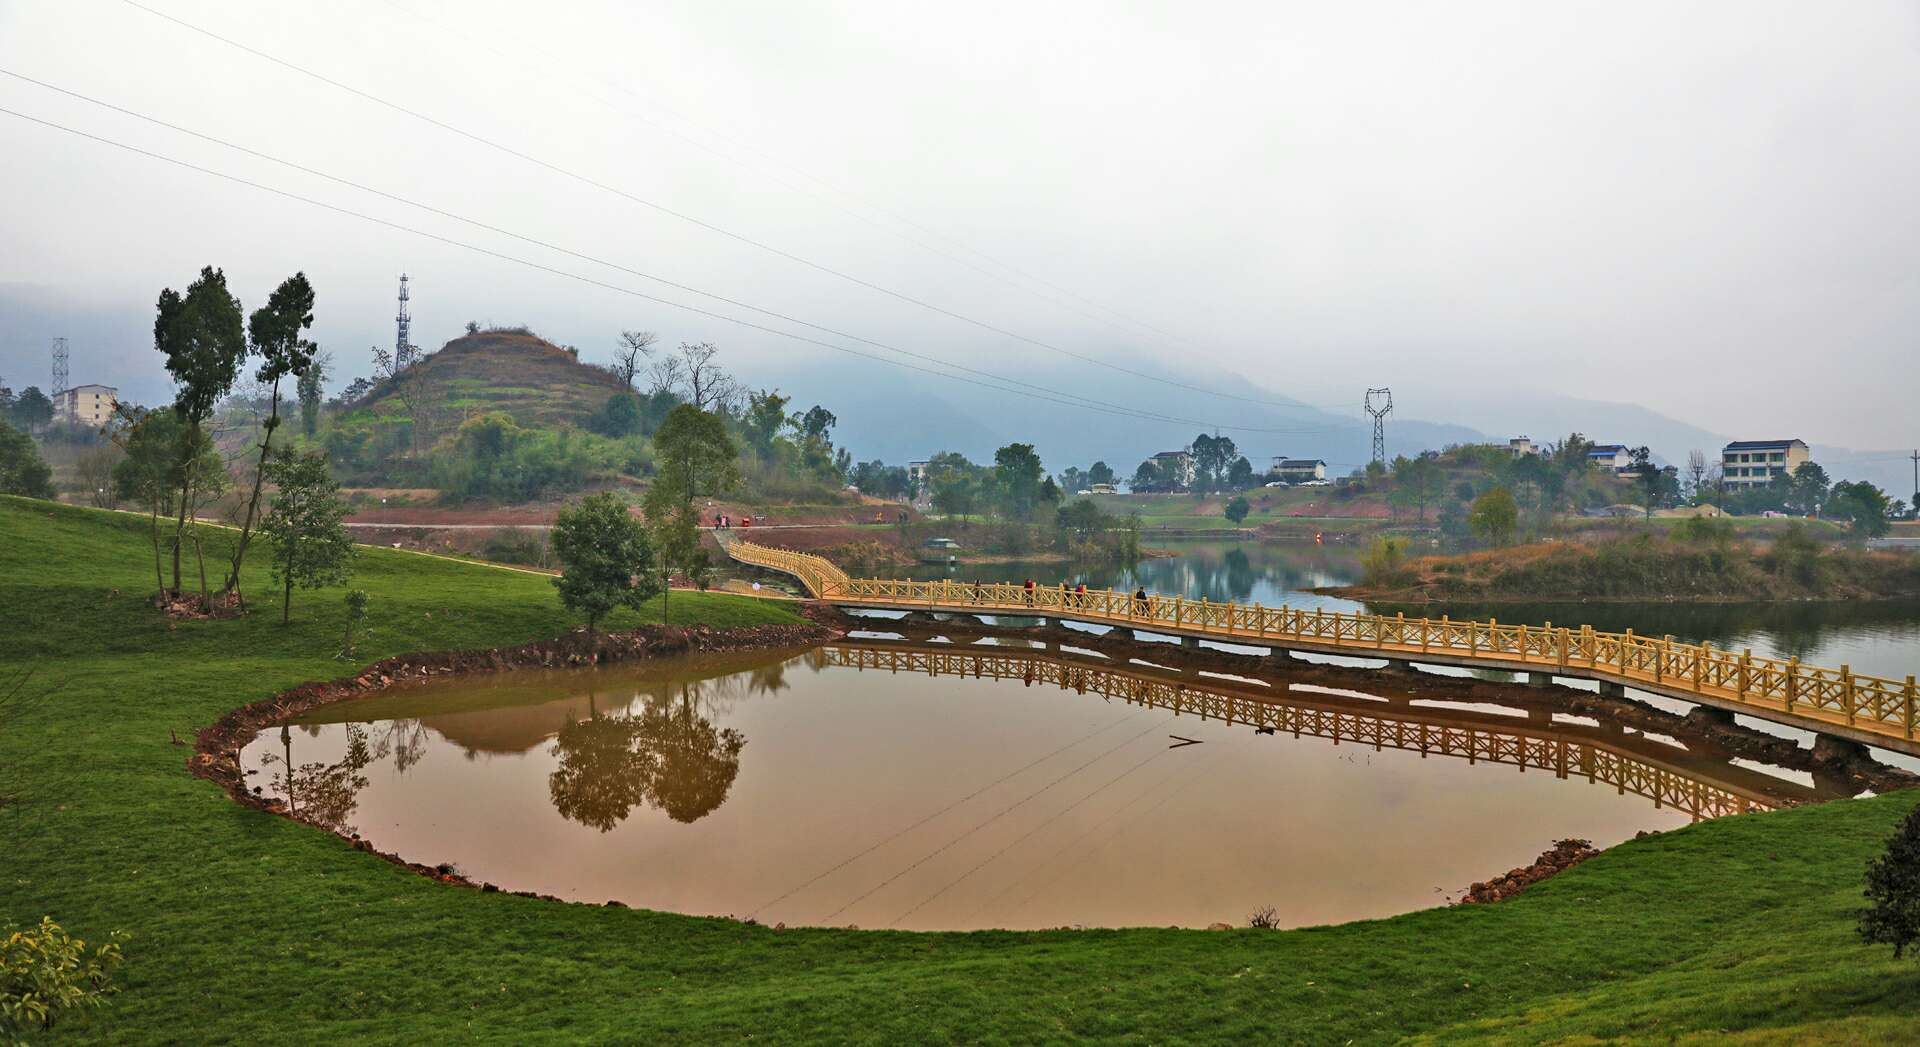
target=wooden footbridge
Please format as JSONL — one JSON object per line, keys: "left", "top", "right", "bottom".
{"left": 722, "top": 538, "right": 1920, "bottom": 758}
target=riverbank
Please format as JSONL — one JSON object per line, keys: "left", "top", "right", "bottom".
{"left": 6, "top": 496, "right": 1920, "bottom": 1043}
{"left": 1325, "top": 528, "right": 1920, "bottom": 603}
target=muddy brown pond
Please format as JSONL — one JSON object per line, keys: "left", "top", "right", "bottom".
{"left": 243, "top": 635, "right": 1853, "bottom": 932}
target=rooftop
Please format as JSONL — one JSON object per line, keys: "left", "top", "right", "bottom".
{"left": 1723, "top": 439, "right": 1805, "bottom": 452}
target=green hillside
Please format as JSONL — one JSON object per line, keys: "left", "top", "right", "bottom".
{"left": 358, "top": 328, "right": 629, "bottom": 430}
{"left": 5, "top": 495, "right": 1920, "bottom": 1043}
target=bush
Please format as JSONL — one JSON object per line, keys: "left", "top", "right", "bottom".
{"left": 1360, "top": 536, "right": 1413, "bottom": 588}
{"left": 480, "top": 527, "right": 553, "bottom": 568}
{"left": 1223, "top": 496, "right": 1250, "bottom": 524}
{"left": 0, "top": 420, "right": 55, "bottom": 499}
{"left": 1, "top": 916, "right": 127, "bottom": 1039}
{"left": 1861, "top": 803, "right": 1920, "bottom": 958}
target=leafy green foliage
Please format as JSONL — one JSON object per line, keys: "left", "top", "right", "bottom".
{"left": 0, "top": 420, "right": 53, "bottom": 499}
{"left": 587, "top": 392, "right": 645, "bottom": 438}
{"left": 432, "top": 413, "right": 610, "bottom": 502}
{"left": 5, "top": 388, "right": 52, "bottom": 433}
{"left": 1861, "top": 803, "right": 1920, "bottom": 958}
{"left": 342, "top": 588, "right": 369, "bottom": 657}
{"left": 261, "top": 448, "right": 355, "bottom": 624}
{"left": 1223, "top": 496, "right": 1251, "bottom": 524}
{"left": 1360, "top": 536, "right": 1411, "bottom": 587}
{"left": 552, "top": 492, "right": 659, "bottom": 630}
{"left": 1469, "top": 486, "right": 1519, "bottom": 546}
{"left": 1, "top": 916, "right": 126, "bottom": 1039}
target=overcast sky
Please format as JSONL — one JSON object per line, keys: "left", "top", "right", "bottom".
{"left": 2, "top": 0, "right": 1917, "bottom": 449}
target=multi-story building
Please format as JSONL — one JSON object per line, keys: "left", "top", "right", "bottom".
{"left": 1509, "top": 436, "right": 1538, "bottom": 457}
{"left": 1587, "top": 444, "right": 1633, "bottom": 474}
{"left": 53, "top": 384, "right": 117, "bottom": 428}
{"left": 906, "top": 461, "right": 931, "bottom": 488}
{"left": 1720, "top": 439, "right": 1809, "bottom": 488}
{"left": 1151, "top": 450, "right": 1195, "bottom": 489}
{"left": 1273, "top": 458, "right": 1328, "bottom": 483}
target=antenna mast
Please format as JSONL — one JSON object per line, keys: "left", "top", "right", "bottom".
{"left": 395, "top": 273, "right": 413, "bottom": 368}
{"left": 51, "top": 337, "right": 69, "bottom": 400}
{"left": 1364, "top": 387, "right": 1393, "bottom": 465}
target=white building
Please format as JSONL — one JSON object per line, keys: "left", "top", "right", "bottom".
{"left": 1273, "top": 458, "right": 1328, "bottom": 483}
{"left": 1721, "top": 439, "right": 1809, "bottom": 488}
{"left": 1587, "top": 444, "right": 1633, "bottom": 474}
{"left": 1151, "top": 450, "right": 1196, "bottom": 488}
{"left": 1509, "top": 436, "right": 1538, "bottom": 457}
{"left": 54, "top": 384, "right": 117, "bottom": 428}
{"left": 906, "top": 461, "right": 931, "bottom": 488}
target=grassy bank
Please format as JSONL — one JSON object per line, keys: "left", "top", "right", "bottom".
{"left": 4, "top": 496, "right": 1919, "bottom": 1044}
{"left": 1336, "top": 526, "right": 1920, "bottom": 603}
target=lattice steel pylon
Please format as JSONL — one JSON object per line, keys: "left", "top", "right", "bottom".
{"left": 51, "top": 337, "right": 70, "bottom": 400}
{"left": 1364, "top": 387, "right": 1393, "bottom": 465}
{"left": 394, "top": 273, "right": 412, "bottom": 368}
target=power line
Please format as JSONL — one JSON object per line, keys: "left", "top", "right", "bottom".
{"left": 815, "top": 714, "right": 1173, "bottom": 924}
{"left": 743, "top": 707, "right": 1146, "bottom": 920}
{"left": 369, "top": 0, "right": 1290, "bottom": 373}
{"left": 0, "top": 102, "right": 1361, "bottom": 436}
{"left": 117, "top": 0, "right": 1328, "bottom": 414}
{"left": 887, "top": 743, "right": 1171, "bottom": 927}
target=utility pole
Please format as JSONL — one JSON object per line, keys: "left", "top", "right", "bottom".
{"left": 1364, "top": 388, "right": 1393, "bottom": 466}
{"left": 1910, "top": 448, "right": 1918, "bottom": 518}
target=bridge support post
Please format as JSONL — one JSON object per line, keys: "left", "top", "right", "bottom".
{"left": 1108, "top": 627, "right": 1134, "bottom": 641}
{"left": 1266, "top": 647, "right": 1295, "bottom": 665}
{"left": 1812, "top": 734, "right": 1869, "bottom": 765}
{"left": 1180, "top": 636, "right": 1200, "bottom": 651}
{"left": 1526, "top": 671, "right": 1554, "bottom": 688}
{"left": 1384, "top": 658, "right": 1414, "bottom": 674}
{"left": 1598, "top": 681, "right": 1626, "bottom": 698}
{"left": 1042, "top": 617, "right": 1059, "bottom": 629}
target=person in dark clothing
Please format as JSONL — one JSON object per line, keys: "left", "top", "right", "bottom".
{"left": 1133, "top": 586, "right": 1149, "bottom": 617}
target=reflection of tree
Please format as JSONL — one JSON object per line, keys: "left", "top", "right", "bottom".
{"left": 372, "top": 718, "right": 430, "bottom": 774}
{"left": 262, "top": 724, "right": 374, "bottom": 834}
{"left": 546, "top": 688, "right": 747, "bottom": 831}
{"left": 636, "top": 688, "right": 746, "bottom": 823}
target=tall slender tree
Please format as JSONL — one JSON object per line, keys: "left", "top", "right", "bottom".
{"left": 227, "top": 273, "right": 317, "bottom": 603}
{"left": 642, "top": 405, "right": 738, "bottom": 619}
{"left": 260, "top": 448, "right": 354, "bottom": 624}
{"left": 153, "top": 266, "right": 247, "bottom": 599}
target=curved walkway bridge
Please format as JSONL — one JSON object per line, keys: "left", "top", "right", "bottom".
{"left": 723, "top": 537, "right": 1920, "bottom": 759}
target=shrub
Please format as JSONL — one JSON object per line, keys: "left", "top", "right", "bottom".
{"left": 1247, "top": 906, "right": 1279, "bottom": 930}
{"left": 1861, "top": 803, "right": 1920, "bottom": 958}
{"left": 1360, "top": 536, "right": 1413, "bottom": 588}
{"left": 0, "top": 419, "right": 55, "bottom": 499}
{"left": 1223, "top": 496, "right": 1251, "bottom": 524}
{"left": 1, "top": 917, "right": 127, "bottom": 1039}
{"left": 480, "top": 527, "right": 553, "bottom": 568}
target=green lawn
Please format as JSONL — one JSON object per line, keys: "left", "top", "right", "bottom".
{"left": 4, "top": 495, "right": 1918, "bottom": 1044}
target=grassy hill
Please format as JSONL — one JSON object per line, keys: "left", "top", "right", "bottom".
{"left": 358, "top": 328, "right": 628, "bottom": 430}
{"left": 6, "top": 495, "right": 1920, "bottom": 1043}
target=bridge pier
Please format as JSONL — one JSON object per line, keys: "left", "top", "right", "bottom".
{"left": 1107, "top": 627, "right": 1135, "bottom": 641}
{"left": 1598, "top": 681, "right": 1626, "bottom": 698}
{"left": 1384, "top": 658, "right": 1415, "bottom": 674}
{"left": 1813, "top": 734, "right": 1869, "bottom": 764}
{"left": 1265, "top": 647, "right": 1295, "bottom": 664}
{"left": 1685, "top": 706, "right": 1737, "bottom": 729}
{"left": 1180, "top": 636, "right": 1200, "bottom": 650}
{"left": 1526, "top": 671, "right": 1554, "bottom": 688}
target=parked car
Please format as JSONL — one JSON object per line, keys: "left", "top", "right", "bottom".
{"left": 1264, "top": 480, "right": 1288, "bottom": 488}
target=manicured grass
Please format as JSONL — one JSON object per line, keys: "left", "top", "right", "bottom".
{"left": 3, "top": 495, "right": 1918, "bottom": 1044}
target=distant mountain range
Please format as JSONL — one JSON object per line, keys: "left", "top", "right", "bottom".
{"left": 5, "top": 283, "right": 1911, "bottom": 499}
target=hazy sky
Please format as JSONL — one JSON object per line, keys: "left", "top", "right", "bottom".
{"left": 2, "top": 0, "right": 1917, "bottom": 448}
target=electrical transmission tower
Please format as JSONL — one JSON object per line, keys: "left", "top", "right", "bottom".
{"left": 1364, "top": 387, "right": 1393, "bottom": 465}
{"left": 394, "top": 273, "right": 413, "bottom": 368}
{"left": 50, "top": 337, "right": 69, "bottom": 400}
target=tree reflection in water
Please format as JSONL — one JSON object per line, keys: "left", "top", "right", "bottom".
{"left": 547, "top": 685, "right": 747, "bottom": 831}
{"left": 260, "top": 723, "right": 375, "bottom": 834}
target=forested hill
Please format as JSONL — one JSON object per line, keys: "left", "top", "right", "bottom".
{"left": 359, "top": 329, "right": 628, "bottom": 429}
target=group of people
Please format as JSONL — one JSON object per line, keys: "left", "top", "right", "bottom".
{"left": 996, "top": 578, "right": 1152, "bottom": 617}
{"left": 710, "top": 514, "right": 751, "bottom": 530}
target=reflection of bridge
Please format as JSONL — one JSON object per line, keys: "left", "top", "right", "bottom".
{"left": 822, "top": 640, "right": 1819, "bottom": 822}
{"left": 723, "top": 538, "right": 1920, "bottom": 757}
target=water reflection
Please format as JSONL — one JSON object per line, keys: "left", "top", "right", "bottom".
{"left": 242, "top": 634, "right": 1861, "bottom": 929}
{"left": 549, "top": 690, "right": 746, "bottom": 830}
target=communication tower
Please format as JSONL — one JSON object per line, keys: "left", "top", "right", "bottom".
{"left": 395, "top": 274, "right": 413, "bottom": 368}
{"left": 51, "top": 337, "right": 69, "bottom": 400}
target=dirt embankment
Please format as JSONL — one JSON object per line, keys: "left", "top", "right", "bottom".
{"left": 1460, "top": 839, "right": 1602, "bottom": 904}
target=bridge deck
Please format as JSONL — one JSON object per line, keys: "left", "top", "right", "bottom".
{"left": 720, "top": 537, "right": 1920, "bottom": 758}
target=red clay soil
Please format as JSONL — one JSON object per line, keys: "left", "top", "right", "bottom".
{"left": 1459, "top": 838, "right": 1603, "bottom": 904}
{"left": 191, "top": 608, "right": 844, "bottom": 900}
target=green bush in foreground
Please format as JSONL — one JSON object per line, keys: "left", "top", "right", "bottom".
{"left": 1, "top": 917, "right": 126, "bottom": 1041}
{"left": 1861, "top": 803, "right": 1920, "bottom": 958}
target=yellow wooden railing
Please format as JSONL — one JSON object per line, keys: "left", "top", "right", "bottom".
{"left": 724, "top": 539, "right": 1920, "bottom": 746}
{"left": 823, "top": 643, "right": 1782, "bottom": 822}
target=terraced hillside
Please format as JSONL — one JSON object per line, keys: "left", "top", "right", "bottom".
{"left": 358, "top": 329, "right": 628, "bottom": 429}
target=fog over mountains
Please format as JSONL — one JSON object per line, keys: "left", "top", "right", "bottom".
{"left": 4, "top": 281, "right": 1912, "bottom": 498}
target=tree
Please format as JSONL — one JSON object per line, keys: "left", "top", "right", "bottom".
{"left": 75, "top": 443, "right": 121, "bottom": 507}
{"left": 1861, "top": 804, "right": 1920, "bottom": 958}
{"left": 1829, "top": 480, "right": 1892, "bottom": 538}
{"left": 0, "top": 419, "right": 55, "bottom": 499}
{"left": 741, "top": 389, "right": 792, "bottom": 457}
{"left": 370, "top": 343, "right": 444, "bottom": 454}
{"left": 154, "top": 267, "right": 247, "bottom": 599}
{"left": 1685, "top": 449, "right": 1708, "bottom": 501}
{"left": 228, "top": 272, "right": 318, "bottom": 602}
{"left": 1226, "top": 456, "right": 1254, "bottom": 490}
{"left": 642, "top": 406, "right": 738, "bottom": 617}
{"left": 1132, "top": 458, "right": 1167, "bottom": 492}
{"left": 924, "top": 452, "right": 983, "bottom": 517}
{"left": 1191, "top": 433, "right": 1237, "bottom": 493}
{"left": 1057, "top": 466, "right": 1087, "bottom": 494}
{"left": 550, "top": 492, "right": 658, "bottom": 630}
{"left": 260, "top": 448, "right": 354, "bottom": 625}
{"left": 341, "top": 589, "right": 369, "bottom": 657}
{"left": 112, "top": 407, "right": 224, "bottom": 595}
{"left": 1627, "top": 447, "right": 1677, "bottom": 519}
{"left": 1223, "top": 496, "right": 1251, "bottom": 524}
{"left": 1469, "top": 486, "right": 1519, "bottom": 545}
{"left": 1087, "top": 461, "right": 1115, "bottom": 488}
{"left": 609, "top": 329, "right": 658, "bottom": 390}
{"left": 993, "top": 443, "right": 1045, "bottom": 519}
{"left": 669, "top": 342, "right": 737, "bottom": 412}
{"left": 297, "top": 348, "right": 331, "bottom": 438}
{"left": 1786, "top": 461, "right": 1832, "bottom": 515}
{"left": 799, "top": 406, "right": 836, "bottom": 445}
{"left": 8, "top": 387, "right": 53, "bottom": 433}
{"left": 587, "top": 393, "right": 644, "bottom": 438}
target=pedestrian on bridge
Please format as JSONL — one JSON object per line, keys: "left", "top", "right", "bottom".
{"left": 1023, "top": 578, "right": 1036, "bottom": 607}
{"left": 1133, "top": 587, "right": 1149, "bottom": 618}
